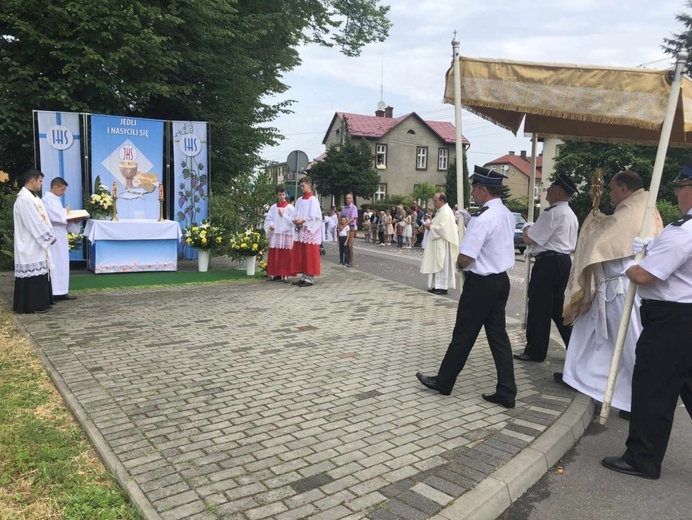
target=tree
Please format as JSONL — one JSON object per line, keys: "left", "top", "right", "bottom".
{"left": 662, "top": 0, "right": 692, "bottom": 73}
{"left": 309, "top": 138, "right": 380, "bottom": 205}
{"left": 0, "top": 0, "right": 392, "bottom": 184}
{"left": 412, "top": 182, "right": 436, "bottom": 208}
{"left": 552, "top": 141, "right": 685, "bottom": 224}
{"left": 444, "top": 151, "right": 470, "bottom": 209}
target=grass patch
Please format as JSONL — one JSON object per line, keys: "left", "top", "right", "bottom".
{"left": 70, "top": 269, "right": 265, "bottom": 292}
{"left": 0, "top": 301, "right": 141, "bottom": 520}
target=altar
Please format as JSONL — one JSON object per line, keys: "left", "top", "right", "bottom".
{"left": 84, "top": 220, "right": 182, "bottom": 274}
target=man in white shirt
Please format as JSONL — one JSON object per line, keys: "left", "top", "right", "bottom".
{"left": 43, "top": 177, "right": 84, "bottom": 300}
{"left": 602, "top": 162, "right": 692, "bottom": 480}
{"left": 416, "top": 166, "right": 517, "bottom": 407}
{"left": 514, "top": 174, "right": 579, "bottom": 363}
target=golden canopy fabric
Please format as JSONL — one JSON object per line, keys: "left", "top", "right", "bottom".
{"left": 443, "top": 56, "right": 692, "bottom": 146}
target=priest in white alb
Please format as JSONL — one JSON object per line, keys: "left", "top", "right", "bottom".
{"left": 561, "top": 171, "right": 663, "bottom": 414}
{"left": 420, "top": 192, "right": 459, "bottom": 295}
{"left": 13, "top": 169, "right": 56, "bottom": 314}
{"left": 263, "top": 185, "right": 295, "bottom": 282}
{"left": 43, "top": 177, "right": 85, "bottom": 301}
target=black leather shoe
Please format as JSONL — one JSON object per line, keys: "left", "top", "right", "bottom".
{"left": 55, "top": 294, "right": 77, "bottom": 301}
{"left": 292, "top": 279, "right": 305, "bottom": 285}
{"left": 618, "top": 410, "right": 631, "bottom": 421}
{"left": 601, "top": 456, "right": 657, "bottom": 479}
{"left": 513, "top": 352, "right": 543, "bottom": 362}
{"left": 427, "top": 288, "right": 437, "bottom": 293}
{"left": 553, "top": 372, "right": 570, "bottom": 386}
{"left": 482, "top": 392, "right": 515, "bottom": 408}
{"left": 415, "top": 372, "right": 452, "bottom": 395}
{"left": 297, "top": 280, "right": 314, "bottom": 287}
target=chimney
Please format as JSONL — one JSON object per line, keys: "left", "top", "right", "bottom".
{"left": 520, "top": 150, "right": 527, "bottom": 159}
{"left": 384, "top": 106, "right": 394, "bottom": 118}
{"left": 375, "top": 109, "right": 385, "bottom": 118}
{"left": 508, "top": 151, "right": 515, "bottom": 155}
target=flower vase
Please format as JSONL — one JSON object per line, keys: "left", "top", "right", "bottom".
{"left": 245, "top": 256, "right": 256, "bottom": 276}
{"left": 198, "top": 250, "right": 210, "bottom": 272}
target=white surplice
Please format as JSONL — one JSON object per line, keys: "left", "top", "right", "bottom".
{"left": 563, "top": 257, "right": 642, "bottom": 412}
{"left": 42, "top": 192, "right": 80, "bottom": 295}
{"left": 263, "top": 203, "right": 295, "bottom": 249}
{"left": 13, "top": 187, "right": 55, "bottom": 277}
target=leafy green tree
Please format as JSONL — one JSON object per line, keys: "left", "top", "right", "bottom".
{"left": 412, "top": 182, "right": 436, "bottom": 208}
{"left": 444, "top": 152, "right": 470, "bottom": 209}
{"left": 552, "top": 141, "right": 685, "bottom": 224}
{"left": 309, "top": 138, "right": 380, "bottom": 205}
{"left": 0, "top": 0, "right": 391, "bottom": 184}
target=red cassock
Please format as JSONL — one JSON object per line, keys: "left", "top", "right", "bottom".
{"left": 267, "top": 248, "right": 295, "bottom": 277}
{"left": 291, "top": 241, "right": 321, "bottom": 276}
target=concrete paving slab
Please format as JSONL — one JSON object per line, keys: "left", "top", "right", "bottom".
{"left": 0, "top": 260, "right": 592, "bottom": 520}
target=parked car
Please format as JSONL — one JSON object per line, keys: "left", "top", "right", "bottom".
{"left": 512, "top": 212, "right": 527, "bottom": 254}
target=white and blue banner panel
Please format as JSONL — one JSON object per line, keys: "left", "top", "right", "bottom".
{"left": 37, "top": 110, "right": 84, "bottom": 260}
{"left": 172, "top": 121, "right": 209, "bottom": 259}
{"left": 91, "top": 115, "right": 164, "bottom": 220}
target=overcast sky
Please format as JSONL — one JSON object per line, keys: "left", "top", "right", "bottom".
{"left": 262, "top": 0, "right": 687, "bottom": 173}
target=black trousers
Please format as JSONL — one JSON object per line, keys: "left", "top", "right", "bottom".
{"left": 524, "top": 255, "right": 572, "bottom": 361}
{"left": 623, "top": 300, "right": 692, "bottom": 478}
{"left": 437, "top": 271, "right": 517, "bottom": 398}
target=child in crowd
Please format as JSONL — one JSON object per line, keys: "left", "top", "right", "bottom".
{"left": 378, "top": 210, "right": 387, "bottom": 246}
{"left": 403, "top": 208, "right": 413, "bottom": 249}
{"left": 385, "top": 210, "right": 394, "bottom": 245}
{"left": 338, "top": 216, "right": 349, "bottom": 265}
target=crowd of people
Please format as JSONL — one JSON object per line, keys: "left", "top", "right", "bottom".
{"left": 12, "top": 161, "right": 691, "bottom": 482}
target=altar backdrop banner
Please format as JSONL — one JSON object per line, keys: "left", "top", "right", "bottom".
{"left": 91, "top": 115, "right": 164, "bottom": 220}
{"left": 37, "top": 110, "right": 83, "bottom": 260}
{"left": 172, "top": 121, "right": 209, "bottom": 259}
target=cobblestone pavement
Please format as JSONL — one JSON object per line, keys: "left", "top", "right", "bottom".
{"left": 0, "top": 262, "right": 589, "bottom": 520}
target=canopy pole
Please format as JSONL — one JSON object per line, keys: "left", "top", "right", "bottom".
{"left": 599, "top": 50, "right": 688, "bottom": 425}
{"left": 522, "top": 134, "right": 538, "bottom": 328}
{"left": 452, "top": 33, "right": 466, "bottom": 291}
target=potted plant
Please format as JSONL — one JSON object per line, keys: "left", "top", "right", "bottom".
{"left": 229, "top": 229, "right": 267, "bottom": 275}
{"left": 84, "top": 179, "right": 114, "bottom": 220}
{"left": 183, "top": 220, "right": 224, "bottom": 271}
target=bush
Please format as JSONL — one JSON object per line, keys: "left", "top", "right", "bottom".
{"left": 0, "top": 185, "right": 16, "bottom": 269}
{"left": 656, "top": 199, "right": 682, "bottom": 226}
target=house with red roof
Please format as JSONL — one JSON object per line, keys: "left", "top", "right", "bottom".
{"left": 319, "top": 105, "right": 469, "bottom": 203}
{"left": 483, "top": 150, "right": 543, "bottom": 202}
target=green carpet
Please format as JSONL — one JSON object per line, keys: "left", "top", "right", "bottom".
{"left": 70, "top": 269, "right": 264, "bottom": 292}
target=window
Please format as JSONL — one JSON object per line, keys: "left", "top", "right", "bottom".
{"left": 376, "top": 144, "right": 387, "bottom": 169}
{"left": 373, "top": 184, "right": 387, "bottom": 201}
{"left": 534, "top": 184, "right": 541, "bottom": 201}
{"left": 416, "top": 147, "right": 428, "bottom": 170}
{"left": 438, "top": 148, "right": 449, "bottom": 170}
{"left": 407, "top": 129, "right": 416, "bottom": 135}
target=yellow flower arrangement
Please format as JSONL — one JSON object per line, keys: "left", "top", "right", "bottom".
{"left": 67, "top": 232, "right": 84, "bottom": 251}
{"left": 184, "top": 220, "right": 225, "bottom": 251}
{"left": 83, "top": 179, "right": 113, "bottom": 219}
{"left": 230, "top": 229, "right": 267, "bottom": 258}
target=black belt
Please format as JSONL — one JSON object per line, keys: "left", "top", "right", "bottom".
{"left": 534, "top": 251, "right": 569, "bottom": 261}
{"left": 641, "top": 299, "right": 692, "bottom": 308}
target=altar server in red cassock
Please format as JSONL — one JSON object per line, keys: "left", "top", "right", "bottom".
{"left": 291, "top": 176, "right": 322, "bottom": 287}
{"left": 263, "top": 185, "right": 295, "bottom": 282}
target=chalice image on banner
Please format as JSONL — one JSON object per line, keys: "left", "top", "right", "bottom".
{"left": 119, "top": 161, "right": 138, "bottom": 189}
